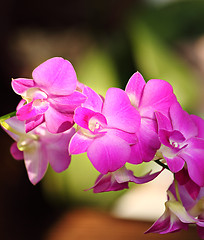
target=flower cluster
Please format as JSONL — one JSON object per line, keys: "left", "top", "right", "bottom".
{"left": 1, "top": 57, "right": 204, "bottom": 238}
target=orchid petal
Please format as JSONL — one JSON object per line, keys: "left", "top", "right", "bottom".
{"left": 158, "top": 129, "right": 174, "bottom": 148}
{"left": 45, "top": 106, "right": 74, "bottom": 133}
{"left": 175, "top": 168, "right": 189, "bottom": 185}
{"left": 32, "top": 57, "right": 77, "bottom": 95}
{"left": 197, "top": 218, "right": 204, "bottom": 227}
{"left": 175, "top": 169, "right": 200, "bottom": 200}
{"left": 185, "top": 179, "right": 201, "bottom": 200}
{"left": 146, "top": 200, "right": 191, "bottom": 234}
{"left": 182, "top": 138, "right": 204, "bottom": 186}
{"left": 146, "top": 191, "right": 190, "bottom": 234}
{"left": 49, "top": 91, "right": 87, "bottom": 112}
{"left": 46, "top": 128, "right": 75, "bottom": 172}
{"left": 11, "top": 78, "right": 35, "bottom": 95}
{"left": 16, "top": 99, "right": 26, "bottom": 111}
{"left": 25, "top": 114, "right": 45, "bottom": 133}
{"left": 88, "top": 166, "right": 162, "bottom": 193}
{"left": 159, "top": 218, "right": 188, "bottom": 234}
{"left": 69, "top": 130, "right": 93, "bottom": 155}
{"left": 10, "top": 142, "right": 24, "bottom": 160}
{"left": 16, "top": 101, "right": 49, "bottom": 121}
{"left": 90, "top": 174, "right": 112, "bottom": 193}
{"left": 139, "top": 79, "right": 177, "bottom": 118}
{"left": 155, "top": 111, "right": 172, "bottom": 130}
{"left": 170, "top": 102, "right": 198, "bottom": 139}
{"left": 169, "top": 183, "right": 195, "bottom": 210}
{"left": 130, "top": 169, "right": 163, "bottom": 184}
{"left": 87, "top": 134, "right": 130, "bottom": 174}
{"left": 4, "top": 117, "right": 25, "bottom": 141}
{"left": 74, "top": 107, "right": 95, "bottom": 129}
{"left": 197, "top": 188, "right": 204, "bottom": 201}
{"left": 74, "top": 107, "right": 107, "bottom": 130}
{"left": 106, "top": 128, "right": 137, "bottom": 145}
{"left": 167, "top": 201, "right": 197, "bottom": 224}
{"left": 24, "top": 141, "right": 49, "bottom": 185}
{"left": 102, "top": 88, "right": 141, "bottom": 133}
{"left": 169, "top": 130, "right": 186, "bottom": 143}
{"left": 191, "top": 114, "right": 204, "bottom": 138}
{"left": 82, "top": 86, "right": 103, "bottom": 112}
{"left": 125, "top": 72, "right": 145, "bottom": 108}
{"left": 129, "top": 118, "right": 160, "bottom": 164}
{"left": 89, "top": 173, "right": 129, "bottom": 193}
{"left": 159, "top": 129, "right": 186, "bottom": 149}
{"left": 114, "top": 167, "right": 163, "bottom": 184}
{"left": 145, "top": 211, "right": 171, "bottom": 234}
{"left": 164, "top": 155, "right": 185, "bottom": 173}
{"left": 76, "top": 81, "right": 85, "bottom": 92}
{"left": 3, "top": 117, "right": 73, "bottom": 184}
{"left": 129, "top": 143, "right": 143, "bottom": 164}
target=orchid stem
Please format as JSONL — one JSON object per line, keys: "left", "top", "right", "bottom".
{"left": 174, "top": 177, "right": 182, "bottom": 203}
{"left": 154, "top": 159, "right": 170, "bottom": 171}
{"left": 0, "top": 111, "right": 16, "bottom": 123}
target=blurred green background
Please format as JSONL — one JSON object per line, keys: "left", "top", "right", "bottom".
{"left": 1, "top": 0, "right": 204, "bottom": 239}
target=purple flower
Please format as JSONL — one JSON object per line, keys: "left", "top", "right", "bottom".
{"left": 146, "top": 180, "right": 204, "bottom": 239}
{"left": 125, "top": 72, "right": 177, "bottom": 164}
{"left": 156, "top": 102, "right": 204, "bottom": 187}
{"left": 88, "top": 166, "right": 163, "bottom": 193}
{"left": 69, "top": 86, "right": 140, "bottom": 174}
{"left": 12, "top": 57, "right": 86, "bottom": 133}
{"left": 3, "top": 117, "right": 75, "bottom": 184}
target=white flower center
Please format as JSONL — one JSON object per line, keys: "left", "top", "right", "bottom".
{"left": 88, "top": 118, "right": 102, "bottom": 132}
{"left": 171, "top": 141, "right": 179, "bottom": 148}
{"left": 22, "top": 88, "right": 47, "bottom": 103}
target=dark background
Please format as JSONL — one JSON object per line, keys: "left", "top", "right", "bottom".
{"left": 0, "top": 1, "right": 204, "bottom": 239}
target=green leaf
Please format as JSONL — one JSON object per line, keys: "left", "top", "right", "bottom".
{"left": 76, "top": 47, "right": 120, "bottom": 97}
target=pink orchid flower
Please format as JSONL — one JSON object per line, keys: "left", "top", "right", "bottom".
{"left": 125, "top": 72, "right": 177, "bottom": 164}
{"left": 69, "top": 86, "right": 140, "bottom": 174}
{"left": 146, "top": 180, "right": 204, "bottom": 239}
{"left": 156, "top": 102, "right": 204, "bottom": 187}
{"left": 3, "top": 117, "right": 75, "bottom": 185}
{"left": 175, "top": 167, "right": 201, "bottom": 200}
{"left": 12, "top": 57, "right": 86, "bottom": 133}
{"left": 88, "top": 165, "right": 163, "bottom": 193}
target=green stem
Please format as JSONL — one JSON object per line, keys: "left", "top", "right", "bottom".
{"left": 174, "top": 177, "right": 182, "bottom": 203}
{"left": 154, "top": 159, "right": 170, "bottom": 171}
{"left": 1, "top": 116, "right": 38, "bottom": 141}
{"left": 0, "top": 111, "right": 16, "bottom": 123}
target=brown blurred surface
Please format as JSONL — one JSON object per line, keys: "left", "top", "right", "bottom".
{"left": 45, "top": 208, "right": 200, "bottom": 240}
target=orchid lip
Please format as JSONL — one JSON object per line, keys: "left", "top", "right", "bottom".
{"left": 170, "top": 141, "right": 179, "bottom": 148}
{"left": 88, "top": 116, "right": 106, "bottom": 134}
{"left": 22, "top": 87, "right": 48, "bottom": 103}
{"left": 170, "top": 141, "right": 188, "bottom": 153}
{"left": 159, "top": 142, "right": 188, "bottom": 159}
{"left": 79, "top": 126, "right": 107, "bottom": 139}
